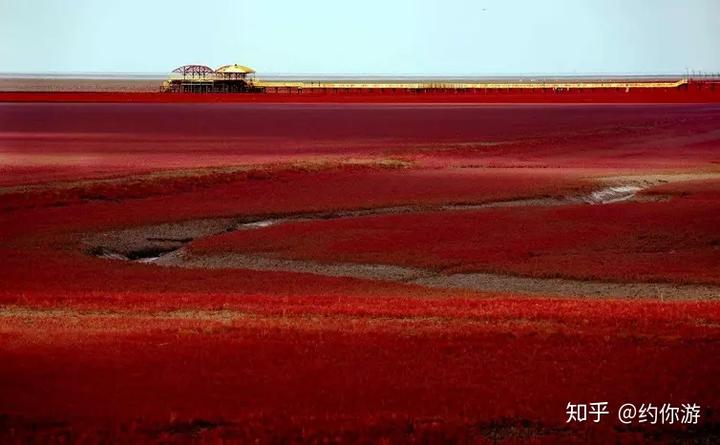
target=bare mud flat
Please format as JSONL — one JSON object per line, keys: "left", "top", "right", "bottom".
{"left": 145, "top": 250, "right": 720, "bottom": 300}
{"left": 0, "top": 77, "right": 162, "bottom": 92}
{"left": 85, "top": 175, "right": 720, "bottom": 300}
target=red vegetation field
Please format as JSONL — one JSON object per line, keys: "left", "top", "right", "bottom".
{"left": 1, "top": 101, "right": 720, "bottom": 443}
{"left": 3, "top": 298, "right": 720, "bottom": 443}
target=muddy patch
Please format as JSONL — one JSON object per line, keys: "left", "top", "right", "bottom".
{"left": 143, "top": 249, "right": 720, "bottom": 300}
{"left": 412, "top": 271, "right": 720, "bottom": 300}
{"left": 83, "top": 218, "right": 238, "bottom": 262}
{"left": 156, "top": 250, "right": 435, "bottom": 282}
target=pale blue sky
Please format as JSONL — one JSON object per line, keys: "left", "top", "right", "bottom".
{"left": 1, "top": 0, "right": 719, "bottom": 75}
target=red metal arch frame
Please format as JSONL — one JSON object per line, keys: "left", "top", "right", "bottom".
{"left": 171, "top": 65, "right": 215, "bottom": 78}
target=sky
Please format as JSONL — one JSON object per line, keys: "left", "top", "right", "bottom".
{"left": 1, "top": 0, "right": 719, "bottom": 75}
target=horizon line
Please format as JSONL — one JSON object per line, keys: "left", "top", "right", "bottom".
{"left": 2, "top": 70, "right": 717, "bottom": 79}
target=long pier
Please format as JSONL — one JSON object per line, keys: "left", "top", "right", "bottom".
{"left": 252, "top": 79, "right": 689, "bottom": 92}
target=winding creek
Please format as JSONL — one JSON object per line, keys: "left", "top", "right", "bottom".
{"left": 85, "top": 179, "right": 720, "bottom": 300}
